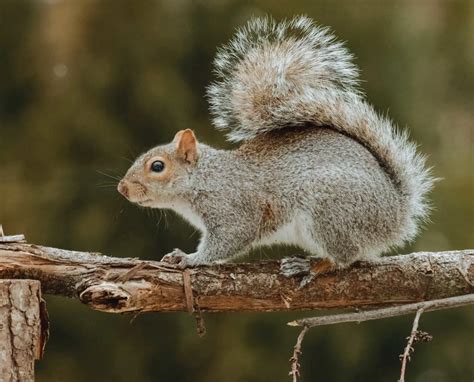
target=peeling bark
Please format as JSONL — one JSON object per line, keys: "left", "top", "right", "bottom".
{"left": 0, "top": 280, "right": 45, "bottom": 382}
{"left": 0, "top": 240, "right": 472, "bottom": 314}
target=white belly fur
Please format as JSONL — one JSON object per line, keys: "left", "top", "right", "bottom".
{"left": 257, "top": 211, "right": 325, "bottom": 256}
{"left": 169, "top": 202, "right": 325, "bottom": 258}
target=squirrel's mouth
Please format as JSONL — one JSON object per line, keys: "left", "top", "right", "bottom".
{"left": 118, "top": 179, "right": 153, "bottom": 206}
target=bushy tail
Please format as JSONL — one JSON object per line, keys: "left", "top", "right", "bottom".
{"left": 207, "top": 15, "right": 435, "bottom": 242}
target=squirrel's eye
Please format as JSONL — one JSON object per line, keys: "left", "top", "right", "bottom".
{"left": 150, "top": 160, "right": 165, "bottom": 173}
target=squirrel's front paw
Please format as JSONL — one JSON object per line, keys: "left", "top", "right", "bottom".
{"left": 161, "top": 248, "right": 193, "bottom": 269}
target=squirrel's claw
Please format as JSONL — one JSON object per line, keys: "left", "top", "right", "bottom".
{"left": 161, "top": 248, "right": 190, "bottom": 269}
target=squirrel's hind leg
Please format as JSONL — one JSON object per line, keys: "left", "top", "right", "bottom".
{"left": 322, "top": 239, "right": 367, "bottom": 268}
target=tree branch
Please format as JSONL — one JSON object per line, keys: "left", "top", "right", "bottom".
{"left": 286, "top": 295, "right": 473, "bottom": 382}
{"left": 399, "top": 308, "right": 425, "bottom": 382}
{"left": 288, "top": 294, "right": 474, "bottom": 327}
{"left": 0, "top": 236, "right": 473, "bottom": 314}
{"left": 289, "top": 326, "right": 309, "bottom": 382}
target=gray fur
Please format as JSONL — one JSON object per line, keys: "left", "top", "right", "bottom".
{"left": 119, "top": 16, "right": 435, "bottom": 267}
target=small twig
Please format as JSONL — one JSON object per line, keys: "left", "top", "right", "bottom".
{"left": 128, "top": 310, "right": 143, "bottom": 325}
{"left": 192, "top": 297, "right": 206, "bottom": 337}
{"left": 288, "top": 294, "right": 474, "bottom": 328}
{"left": 182, "top": 269, "right": 206, "bottom": 337}
{"left": 289, "top": 326, "right": 309, "bottom": 382}
{"left": 286, "top": 297, "right": 469, "bottom": 382}
{"left": 399, "top": 308, "right": 428, "bottom": 382}
{"left": 0, "top": 234, "right": 26, "bottom": 243}
{"left": 182, "top": 269, "right": 195, "bottom": 314}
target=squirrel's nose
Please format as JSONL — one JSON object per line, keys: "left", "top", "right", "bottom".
{"left": 117, "top": 180, "right": 129, "bottom": 198}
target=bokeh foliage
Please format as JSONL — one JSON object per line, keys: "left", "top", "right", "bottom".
{"left": 0, "top": 0, "right": 473, "bottom": 381}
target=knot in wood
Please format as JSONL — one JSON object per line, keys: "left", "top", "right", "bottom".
{"left": 79, "top": 282, "right": 131, "bottom": 311}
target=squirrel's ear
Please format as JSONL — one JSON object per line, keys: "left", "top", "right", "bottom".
{"left": 174, "top": 129, "right": 199, "bottom": 164}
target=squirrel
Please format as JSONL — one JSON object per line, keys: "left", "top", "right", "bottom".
{"left": 117, "top": 16, "right": 434, "bottom": 268}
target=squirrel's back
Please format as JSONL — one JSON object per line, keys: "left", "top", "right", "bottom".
{"left": 207, "top": 16, "right": 435, "bottom": 249}
{"left": 235, "top": 126, "right": 405, "bottom": 262}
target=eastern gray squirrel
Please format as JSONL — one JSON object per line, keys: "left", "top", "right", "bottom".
{"left": 118, "top": 16, "right": 434, "bottom": 268}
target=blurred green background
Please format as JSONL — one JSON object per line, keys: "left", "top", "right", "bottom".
{"left": 1, "top": 0, "right": 473, "bottom": 381}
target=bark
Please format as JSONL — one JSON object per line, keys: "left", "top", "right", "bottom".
{"left": 0, "top": 239, "right": 473, "bottom": 314}
{"left": 0, "top": 280, "right": 47, "bottom": 382}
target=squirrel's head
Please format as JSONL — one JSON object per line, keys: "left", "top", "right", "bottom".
{"left": 117, "top": 129, "right": 199, "bottom": 208}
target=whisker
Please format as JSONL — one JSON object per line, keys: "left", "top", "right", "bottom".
{"left": 156, "top": 210, "right": 164, "bottom": 227}
{"left": 96, "top": 182, "right": 119, "bottom": 188}
{"left": 188, "top": 229, "right": 199, "bottom": 239}
{"left": 96, "top": 185, "right": 119, "bottom": 189}
{"left": 119, "top": 156, "right": 134, "bottom": 164}
{"left": 146, "top": 208, "right": 153, "bottom": 220}
{"left": 96, "top": 170, "right": 122, "bottom": 181}
{"left": 127, "top": 147, "right": 141, "bottom": 161}
{"left": 113, "top": 201, "right": 126, "bottom": 221}
{"left": 96, "top": 181, "right": 118, "bottom": 185}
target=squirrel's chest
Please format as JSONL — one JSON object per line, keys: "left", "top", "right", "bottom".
{"left": 169, "top": 201, "right": 206, "bottom": 233}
